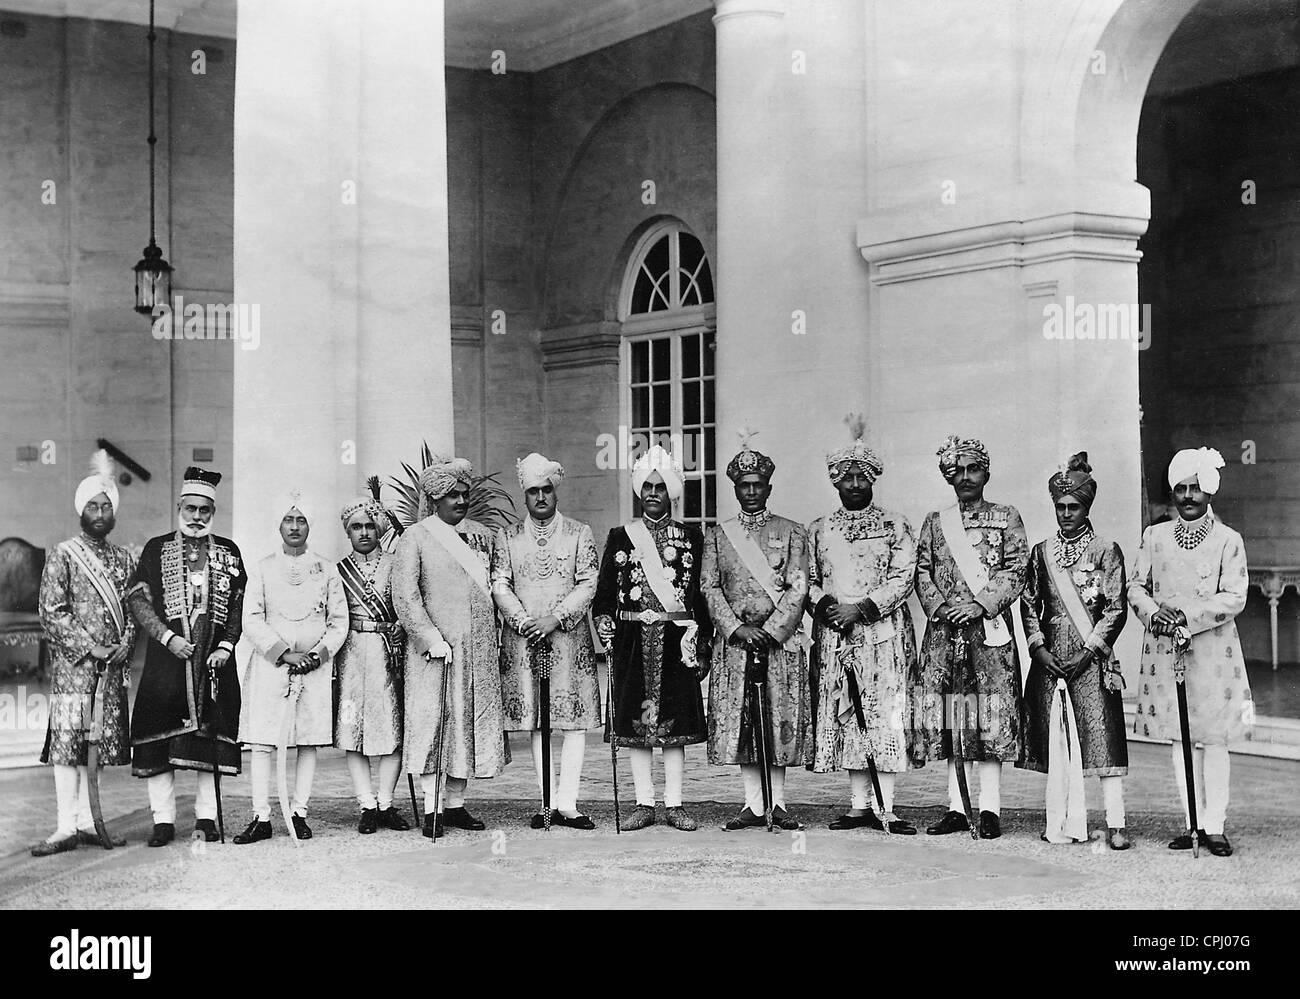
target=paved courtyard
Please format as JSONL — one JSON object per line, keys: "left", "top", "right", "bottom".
{"left": 1, "top": 734, "right": 1297, "bottom": 909}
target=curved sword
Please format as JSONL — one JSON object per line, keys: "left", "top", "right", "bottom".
{"left": 84, "top": 658, "right": 114, "bottom": 849}
{"left": 278, "top": 672, "right": 305, "bottom": 847}
{"left": 951, "top": 627, "right": 979, "bottom": 840}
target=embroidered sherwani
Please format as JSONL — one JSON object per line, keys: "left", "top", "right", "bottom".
{"left": 493, "top": 514, "right": 602, "bottom": 732}
{"left": 334, "top": 550, "right": 403, "bottom": 756}
{"left": 129, "top": 533, "right": 247, "bottom": 776}
{"left": 239, "top": 549, "right": 348, "bottom": 747}
{"left": 807, "top": 505, "right": 923, "bottom": 773}
{"left": 915, "top": 500, "right": 1028, "bottom": 763}
{"left": 39, "top": 534, "right": 136, "bottom": 767}
{"left": 1019, "top": 534, "right": 1129, "bottom": 776}
{"left": 394, "top": 517, "right": 509, "bottom": 779}
{"left": 702, "top": 512, "right": 811, "bottom": 767}
{"left": 592, "top": 518, "right": 713, "bottom": 748}
{"left": 1128, "top": 516, "right": 1252, "bottom": 744}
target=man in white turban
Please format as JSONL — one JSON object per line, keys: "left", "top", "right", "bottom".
{"left": 1129, "top": 447, "right": 1251, "bottom": 857}
{"left": 32, "top": 451, "right": 136, "bottom": 855}
{"left": 592, "top": 444, "right": 713, "bottom": 831}
{"left": 493, "top": 453, "right": 602, "bottom": 828}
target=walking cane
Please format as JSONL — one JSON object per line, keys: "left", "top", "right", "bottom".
{"left": 603, "top": 632, "right": 621, "bottom": 835}
{"left": 429, "top": 652, "right": 453, "bottom": 844}
{"left": 533, "top": 637, "right": 554, "bottom": 831}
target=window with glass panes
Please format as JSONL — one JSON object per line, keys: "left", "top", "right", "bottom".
{"left": 621, "top": 225, "right": 717, "bottom": 527}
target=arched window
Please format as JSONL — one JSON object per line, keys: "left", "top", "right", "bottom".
{"left": 619, "top": 222, "right": 717, "bottom": 527}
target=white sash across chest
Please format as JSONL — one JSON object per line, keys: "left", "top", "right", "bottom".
{"left": 624, "top": 521, "right": 685, "bottom": 613}
{"left": 423, "top": 515, "right": 490, "bottom": 595}
{"left": 938, "top": 503, "right": 1011, "bottom": 647}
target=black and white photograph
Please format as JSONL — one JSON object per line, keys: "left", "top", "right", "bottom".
{"left": 0, "top": 0, "right": 1295, "bottom": 944}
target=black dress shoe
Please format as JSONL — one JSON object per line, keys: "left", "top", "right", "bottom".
{"left": 1107, "top": 827, "right": 1133, "bottom": 851}
{"left": 147, "top": 823, "right": 176, "bottom": 847}
{"left": 77, "top": 828, "right": 127, "bottom": 848}
{"left": 377, "top": 807, "right": 410, "bottom": 831}
{"left": 772, "top": 806, "right": 803, "bottom": 831}
{"left": 291, "top": 814, "right": 313, "bottom": 840}
{"left": 30, "top": 834, "right": 78, "bottom": 857}
{"left": 1205, "top": 833, "right": 1233, "bottom": 857}
{"left": 926, "top": 811, "right": 970, "bottom": 835}
{"left": 978, "top": 810, "right": 1001, "bottom": 840}
{"left": 233, "top": 819, "right": 272, "bottom": 845}
{"left": 193, "top": 819, "right": 220, "bottom": 843}
{"left": 724, "top": 807, "right": 767, "bottom": 831}
{"left": 422, "top": 814, "right": 445, "bottom": 839}
{"left": 553, "top": 811, "right": 596, "bottom": 830}
{"left": 529, "top": 812, "right": 548, "bottom": 830}
{"left": 829, "top": 811, "right": 878, "bottom": 830}
{"left": 886, "top": 817, "right": 918, "bottom": 835}
{"left": 358, "top": 808, "right": 379, "bottom": 834}
{"left": 1168, "top": 830, "right": 1207, "bottom": 851}
{"left": 442, "top": 806, "right": 485, "bottom": 831}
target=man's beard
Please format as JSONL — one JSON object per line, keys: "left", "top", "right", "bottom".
{"left": 80, "top": 512, "right": 114, "bottom": 539}
{"left": 179, "top": 515, "right": 212, "bottom": 538}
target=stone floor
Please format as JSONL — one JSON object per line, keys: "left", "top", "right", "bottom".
{"left": 1, "top": 734, "right": 1297, "bottom": 909}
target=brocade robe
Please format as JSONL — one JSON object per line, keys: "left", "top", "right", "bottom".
{"left": 129, "top": 533, "right": 246, "bottom": 777}
{"left": 38, "top": 534, "right": 136, "bottom": 767}
{"left": 808, "top": 505, "right": 923, "bottom": 773}
{"left": 1128, "top": 515, "right": 1252, "bottom": 744}
{"left": 492, "top": 514, "right": 602, "bottom": 732}
{"left": 394, "top": 516, "right": 509, "bottom": 779}
{"left": 1018, "top": 534, "right": 1129, "bottom": 776}
{"left": 702, "top": 512, "right": 811, "bottom": 767}
{"left": 239, "top": 549, "right": 348, "bottom": 747}
{"left": 915, "top": 499, "right": 1028, "bottom": 763}
{"left": 334, "top": 551, "right": 404, "bottom": 756}
{"left": 592, "top": 518, "right": 713, "bottom": 748}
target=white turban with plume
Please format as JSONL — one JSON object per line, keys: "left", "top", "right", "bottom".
{"left": 75, "top": 449, "right": 119, "bottom": 515}
{"left": 1167, "top": 447, "right": 1226, "bottom": 496}
{"left": 631, "top": 444, "right": 684, "bottom": 503}
{"left": 517, "top": 452, "right": 564, "bottom": 491}
{"left": 278, "top": 488, "right": 314, "bottom": 525}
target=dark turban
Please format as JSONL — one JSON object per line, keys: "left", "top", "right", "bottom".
{"left": 1048, "top": 451, "right": 1097, "bottom": 509}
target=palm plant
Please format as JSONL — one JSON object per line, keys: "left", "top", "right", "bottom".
{"left": 382, "top": 441, "right": 518, "bottom": 534}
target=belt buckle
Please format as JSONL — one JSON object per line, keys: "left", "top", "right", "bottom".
{"left": 637, "top": 608, "right": 658, "bottom": 626}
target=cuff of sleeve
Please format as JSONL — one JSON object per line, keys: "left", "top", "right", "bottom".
{"left": 162, "top": 629, "right": 177, "bottom": 648}
{"left": 931, "top": 603, "right": 949, "bottom": 623}
{"left": 856, "top": 597, "right": 880, "bottom": 622}
{"left": 216, "top": 640, "right": 235, "bottom": 654}
{"left": 1084, "top": 635, "right": 1112, "bottom": 658}
{"left": 1026, "top": 632, "right": 1044, "bottom": 653}
{"left": 813, "top": 595, "right": 835, "bottom": 620}
{"left": 974, "top": 591, "right": 999, "bottom": 616}
{"left": 266, "top": 640, "right": 290, "bottom": 664}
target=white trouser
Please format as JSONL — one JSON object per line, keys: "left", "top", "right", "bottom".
{"left": 947, "top": 759, "right": 1002, "bottom": 815}
{"left": 346, "top": 751, "right": 403, "bottom": 810}
{"left": 147, "top": 769, "right": 217, "bottom": 824}
{"left": 531, "top": 730, "right": 586, "bottom": 813}
{"left": 1100, "top": 774, "right": 1126, "bottom": 828}
{"left": 249, "top": 744, "right": 317, "bottom": 820}
{"left": 419, "top": 773, "right": 468, "bottom": 815}
{"left": 848, "top": 769, "right": 896, "bottom": 812}
{"left": 50, "top": 764, "right": 94, "bottom": 838}
{"left": 1171, "top": 742, "right": 1230, "bottom": 835}
{"left": 740, "top": 764, "right": 788, "bottom": 812}
{"left": 628, "top": 746, "right": 686, "bottom": 807}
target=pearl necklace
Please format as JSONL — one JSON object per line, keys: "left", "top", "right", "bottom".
{"left": 349, "top": 550, "right": 380, "bottom": 585}
{"left": 1052, "top": 525, "right": 1094, "bottom": 568}
{"left": 738, "top": 508, "right": 770, "bottom": 533}
{"left": 1175, "top": 515, "right": 1212, "bottom": 550}
{"left": 530, "top": 515, "right": 558, "bottom": 578}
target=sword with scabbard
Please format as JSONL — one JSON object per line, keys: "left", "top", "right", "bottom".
{"left": 205, "top": 658, "right": 227, "bottom": 843}
{"left": 949, "top": 623, "right": 980, "bottom": 840}
{"left": 1172, "top": 627, "right": 1199, "bottom": 859}
{"left": 746, "top": 641, "right": 776, "bottom": 832}
{"left": 831, "top": 626, "right": 891, "bottom": 833}
{"left": 531, "top": 635, "right": 554, "bottom": 831}
{"left": 83, "top": 657, "right": 114, "bottom": 849}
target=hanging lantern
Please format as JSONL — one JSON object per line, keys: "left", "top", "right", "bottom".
{"left": 131, "top": 0, "right": 171, "bottom": 316}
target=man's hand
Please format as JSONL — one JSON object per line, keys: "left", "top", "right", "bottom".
{"left": 859, "top": 598, "right": 882, "bottom": 624}
{"left": 1031, "top": 646, "right": 1066, "bottom": 679}
{"left": 732, "top": 624, "right": 769, "bottom": 648}
{"left": 107, "top": 643, "right": 131, "bottom": 665}
{"left": 947, "top": 600, "right": 986, "bottom": 626}
{"left": 207, "top": 648, "right": 231, "bottom": 671}
{"left": 827, "top": 602, "right": 863, "bottom": 630}
{"left": 166, "top": 635, "right": 196, "bottom": 660}
{"left": 425, "top": 641, "right": 452, "bottom": 662}
{"left": 1063, "top": 649, "right": 1093, "bottom": 682}
{"left": 694, "top": 654, "right": 712, "bottom": 682}
{"left": 523, "top": 615, "right": 561, "bottom": 643}
{"left": 1151, "top": 603, "right": 1183, "bottom": 636}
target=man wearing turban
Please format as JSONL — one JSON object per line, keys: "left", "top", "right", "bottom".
{"left": 701, "top": 430, "right": 811, "bottom": 830}
{"left": 916, "top": 435, "right": 1029, "bottom": 840}
{"left": 1018, "top": 453, "right": 1132, "bottom": 849}
{"left": 394, "top": 456, "right": 509, "bottom": 838}
{"left": 236, "top": 492, "right": 348, "bottom": 844}
{"left": 592, "top": 444, "right": 713, "bottom": 830}
{"left": 1128, "top": 447, "right": 1251, "bottom": 857}
{"left": 806, "top": 417, "right": 923, "bottom": 833}
{"left": 493, "top": 453, "right": 602, "bottom": 828}
{"left": 129, "top": 466, "right": 247, "bottom": 847}
{"left": 32, "top": 451, "right": 137, "bottom": 855}
{"left": 334, "top": 494, "right": 409, "bottom": 834}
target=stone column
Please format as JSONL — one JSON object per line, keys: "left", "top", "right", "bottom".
{"left": 233, "top": 0, "right": 454, "bottom": 561}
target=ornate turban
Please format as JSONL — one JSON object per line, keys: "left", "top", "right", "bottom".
{"left": 181, "top": 465, "right": 221, "bottom": 502}
{"left": 517, "top": 452, "right": 564, "bottom": 491}
{"left": 1168, "top": 446, "right": 1225, "bottom": 496}
{"left": 936, "top": 434, "right": 991, "bottom": 482}
{"left": 340, "top": 495, "right": 386, "bottom": 529}
{"left": 1048, "top": 451, "right": 1097, "bottom": 510}
{"left": 279, "top": 488, "right": 313, "bottom": 525}
{"left": 420, "top": 457, "right": 474, "bottom": 502}
{"left": 826, "top": 413, "right": 883, "bottom": 484}
{"left": 631, "top": 444, "right": 684, "bottom": 502}
{"left": 726, "top": 427, "right": 775, "bottom": 483}
{"left": 75, "top": 449, "right": 119, "bottom": 515}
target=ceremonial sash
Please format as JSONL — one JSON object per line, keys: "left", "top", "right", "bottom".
{"left": 720, "top": 519, "right": 804, "bottom": 653}
{"left": 422, "top": 516, "right": 490, "bottom": 595}
{"left": 1043, "top": 556, "right": 1096, "bottom": 652}
{"left": 337, "top": 556, "right": 398, "bottom": 660}
{"left": 624, "top": 522, "right": 686, "bottom": 613}
{"left": 937, "top": 504, "right": 1011, "bottom": 647}
{"left": 62, "top": 539, "right": 126, "bottom": 641}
